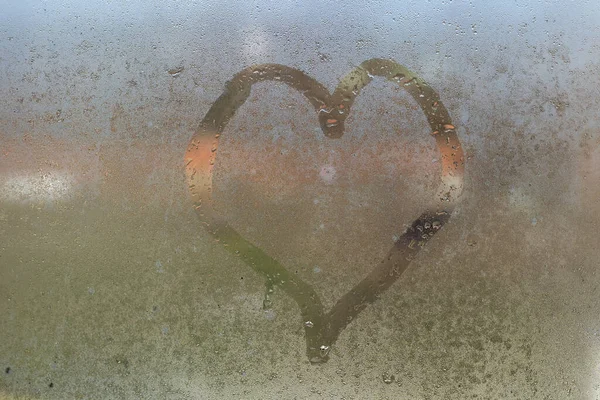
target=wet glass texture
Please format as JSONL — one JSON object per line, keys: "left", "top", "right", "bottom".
{"left": 1, "top": 1, "right": 599, "bottom": 399}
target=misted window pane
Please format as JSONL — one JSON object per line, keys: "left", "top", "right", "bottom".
{"left": 1, "top": 1, "right": 599, "bottom": 399}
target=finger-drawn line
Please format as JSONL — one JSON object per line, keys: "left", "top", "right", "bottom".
{"left": 185, "top": 59, "right": 464, "bottom": 363}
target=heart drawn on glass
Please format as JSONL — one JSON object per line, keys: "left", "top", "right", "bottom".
{"left": 185, "top": 59, "right": 465, "bottom": 363}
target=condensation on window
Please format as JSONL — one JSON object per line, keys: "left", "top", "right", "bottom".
{"left": 1, "top": 1, "right": 599, "bottom": 399}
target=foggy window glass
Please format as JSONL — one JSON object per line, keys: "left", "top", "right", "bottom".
{"left": 1, "top": 1, "right": 599, "bottom": 398}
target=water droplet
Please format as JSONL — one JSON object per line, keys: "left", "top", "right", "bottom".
{"left": 167, "top": 66, "right": 184, "bottom": 77}
{"left": 432, "top": 220, "right": 441, "bottom": 230}
{"left": 382, "top": 373, "right": 395, "bottom": 384}
{"left": 424, "top": 222, "right": 432, "bottom": 230}
{"left": 304, "top": 321, "right": 314, "bottom": 328}
{"left": 325, "top": 118, "right": 339, "bottom": 128}
{"left": 263, "top": 298, "right": 272, "bottom": 310}
{"left": 416, "top": 225, "right": 423, "bottom": 232}
{"left": 319, "top": 345, "right": 330, "bottom": 357}
{"left": 392, "top": 73, "right": 405, "bottom": 82}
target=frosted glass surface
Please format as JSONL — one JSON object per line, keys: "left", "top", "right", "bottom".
{"left": 1, "top": 1, "right": 599, "bottom": 398}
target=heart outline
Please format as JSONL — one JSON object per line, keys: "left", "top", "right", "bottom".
{"left": 185, "top": 59, "right": 464, "bottom": 363}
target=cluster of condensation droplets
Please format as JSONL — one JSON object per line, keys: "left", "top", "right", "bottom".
{"left": 416, "top": 220, "right": 442, "bottom": 239}
{"left": 318, "top": 103, "right": 346, "bottom": 129}
{"left": 431, "top": 123, "right": 456, "bottom": 136}
{"left": 407, "top": 216, "right": 446, "bottom": 250}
